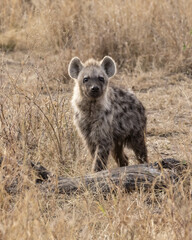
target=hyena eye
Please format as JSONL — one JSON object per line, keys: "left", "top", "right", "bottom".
{"left": 98, "top": 76, "right": 104, "bottom": 82}
{"left": 83, "top": 77, "right": 89, "bottom": 83}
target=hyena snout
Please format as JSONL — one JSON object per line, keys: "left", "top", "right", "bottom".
{"left": 87, "top": 84, "right": 103, "bottom": 98}
{"left": 91, "top": 85, "right": 100, "bottom": 92}
{"left": 90, "top": 85, "right": 101, "bottom": 98}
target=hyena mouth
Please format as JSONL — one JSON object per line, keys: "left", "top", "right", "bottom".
{"left": 89, "top": 91, "right": 101, "bottom": 98}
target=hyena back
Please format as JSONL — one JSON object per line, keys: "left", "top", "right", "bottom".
{"left": 68, "top": 56, "right": 148, "bottom": 172}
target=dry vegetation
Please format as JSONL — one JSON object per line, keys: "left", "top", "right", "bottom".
{"left": 0, "top": 0, "right": 192, "bottom": 239}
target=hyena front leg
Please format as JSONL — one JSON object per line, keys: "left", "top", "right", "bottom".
{"left": 112, "top": 141, "right": 129, "bottom": 167}
{"left": 92, "top": 145, "right": 110, "bottom": 172}
{"left": 92, "top": 139, "right": 112, "bottom": 172}
{"left": 87, "top": 141, "right": 97, "bottom": 158}
{"left": 87, "top": 140, "right": 110, "bottom": 172}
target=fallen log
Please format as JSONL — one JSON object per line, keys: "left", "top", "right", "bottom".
{"left": 31, "top": 158, "right": 188, "bottom": 195}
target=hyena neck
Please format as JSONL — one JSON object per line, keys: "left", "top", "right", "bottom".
{"left": 72, "top": 84, "right": 111, "bottom": 115}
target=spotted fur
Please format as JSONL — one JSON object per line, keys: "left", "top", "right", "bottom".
{"left": 68, "top": 56, "right": 148, "bottom": 172}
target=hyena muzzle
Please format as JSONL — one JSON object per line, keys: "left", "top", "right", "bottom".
{"left": 68, "top": 56, "right": 148, "bottom": 172}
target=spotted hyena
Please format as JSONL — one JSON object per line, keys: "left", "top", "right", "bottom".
{"left": 68, "top": 56, "right": 148, "bottom": 172}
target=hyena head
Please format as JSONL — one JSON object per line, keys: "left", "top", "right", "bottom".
{"left": 68, "top": 56, "right": 116, "bottom": 100}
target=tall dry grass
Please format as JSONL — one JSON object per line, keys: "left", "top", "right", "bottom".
{"left": 1, "top": 0, "right": 192, "bottom": 72}
{"left": 0, "top": 0, "right": 192, "bottom": 239}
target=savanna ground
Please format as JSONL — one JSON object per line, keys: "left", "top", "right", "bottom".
{"left": 0, "top": 0, "right": 192, "bottom": 239}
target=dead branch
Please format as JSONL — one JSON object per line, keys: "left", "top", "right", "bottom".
{"left": 30, "top": 158, "right": 187, "bottom": 195}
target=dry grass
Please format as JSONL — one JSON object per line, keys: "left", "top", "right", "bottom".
{"left": 0, "top": 0, "right": 192, "bottom": 239}
{"left": 1, "top": 0, "right": 192, "bottom": 72}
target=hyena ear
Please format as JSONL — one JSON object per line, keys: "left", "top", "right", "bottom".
{"left": 100, "top": 56, "right": 116, "bottom": 78}
{"left": 68, "top": 57, "right": 84, "bottom": 79}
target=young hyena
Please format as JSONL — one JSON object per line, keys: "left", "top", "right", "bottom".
{"left": 68, "top": 56, "right": 148, "bottom": 172}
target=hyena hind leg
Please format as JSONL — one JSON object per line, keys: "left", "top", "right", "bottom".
{"left": 112, "top": 141, "right": 129, "bottom": 167}
{"left": 131, "top": 134, "right": 148, "bottom": 164}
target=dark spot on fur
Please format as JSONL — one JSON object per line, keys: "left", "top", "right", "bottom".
{"left": 129, "top": 97, "right": 136, "bottom": 105}
{"left": 114, "top": 92, "right": 118, "bottom": 98}
{"left": 105, "top": 109, "right": 111, "bottom": 116}
{"left": 122, "top": 106, "right": 127, "bottom": 113}
{"left": 119, "top": 112, "right": 124, "bottom": 118}
{"left": 98, "top": 140, "right": 106, "bottom": 146}
{"left": 118, "top": 89, "right": 126, "bottom": 97}
{"left": 129, "top": 129, "right": 134, "bottom": 136}
{"left": 137, "top": 106, "right": 142, "bottom": 113}
{"left": 119, "top": 121, "right": 124, "bottom": 131}
{"left": 114, "top": 104, "right": 118, "bottom": 110}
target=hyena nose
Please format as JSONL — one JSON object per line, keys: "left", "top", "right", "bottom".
{"left": 91, "top": 86, "right": 99, "bottom": 92}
